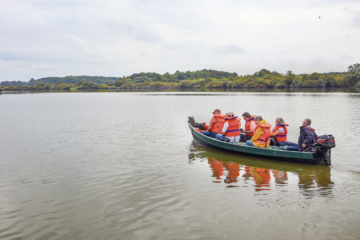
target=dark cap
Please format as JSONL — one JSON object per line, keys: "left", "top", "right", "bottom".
{"left": 212, "top": 109, "right": 221, "bottom": 114}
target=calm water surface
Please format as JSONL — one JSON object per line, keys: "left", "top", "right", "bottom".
{"left": 1, "top": 91, "right": 360, "bottom": 239}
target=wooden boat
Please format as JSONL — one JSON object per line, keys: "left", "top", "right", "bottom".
{"left": 188, "top": 117, "right": 334, "bottom": 165}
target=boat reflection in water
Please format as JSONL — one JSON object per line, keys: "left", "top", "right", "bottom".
{"left": 189, "top": 141, "right": 334, "bottom": 198}
{"left": 208, "top": 158, "right": 286, "bottom": 191}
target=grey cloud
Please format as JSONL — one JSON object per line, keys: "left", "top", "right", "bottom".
{"left": 163, "top": 40, "right": 206, "bottom": 51}
{"left": 310, "top": 58, "right": 326, "bottom": 67}
{"left": 228, "top": 0, "right": 360, "bottom": 9}
{"left": 214, "top": 44, "right": 245, "bottom": 55}
{"left": 0, "top": 0, "right": 163, "bottom": 44}
{"left": 137, "top": 52, "right": 149, "bottom": 57}
{"left": 341, "top": 55, "right": 355, "bottom": 61}
{"left": 0, "top": 0, "right": 360, "bottom": 81}
{"left": 110, "top": 20, "right": 162, "bottom": 44}
{"left": 343, "top": 8, "right": 360, "bottom": 28}
{"left": 354, "top": 12, "right": 360, "bottom": 27}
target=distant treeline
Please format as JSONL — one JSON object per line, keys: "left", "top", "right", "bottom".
{"left": 1, "top": 64, "right": 359, "bottom": 91}
{"left": 0, "top": 76, "right": 117, "bottom": 86}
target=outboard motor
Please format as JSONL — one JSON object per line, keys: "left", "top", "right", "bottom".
{"left": 315, "top": 135, "right": 336, "bottom": 165}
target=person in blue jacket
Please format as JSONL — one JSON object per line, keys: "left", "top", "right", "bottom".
{"left": 285, "top": 118, "right": 318, "bottom": 151}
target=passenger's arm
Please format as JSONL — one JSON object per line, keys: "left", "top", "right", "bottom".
{"left": 208, "top": 118, "right": 217, "bottom": 131}
{"left": 241, "top": 129, "right": 252, "bottom": 133}
{"left": 270, "top": 131, "right": 279, "bottom": 137}
{"left": 240, "top": 121, "right": 254, "bottom": 134}
{"left": 303, "top": 137, "right": 311, "bottom": 146}
{"left": 303, "top": 132, "right": 315, "bottom": 147}
{"left": 246, "top": 121, "right": 256, "bottom": 135}
{"left": 221, "top": 122, "right": 229, "bottom": 135}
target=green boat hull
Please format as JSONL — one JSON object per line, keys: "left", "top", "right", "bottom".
{"left": 189, "top": 122, "right": 316, "bottom": 163}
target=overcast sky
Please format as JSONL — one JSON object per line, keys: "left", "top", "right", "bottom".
{"left": 0, "top": 0, "right": 359, "bottom": 81}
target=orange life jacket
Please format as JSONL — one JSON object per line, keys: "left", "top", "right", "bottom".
{"left": 254, "top": 122, "right": 272, "bottom": 145}
{"left": 225, "top": 162, "right": 240, "bottom": 179}
{"left": 209, "top": 159, "right": 223, "bottom": 179}
{"left": 224, "top": 116, "right": 241, "bottom": 137}
{"left": 272, "top": 124, "right": 288, "bottom": 142}
{"left": 209, "top": 113, "right": 225, "bottom": 134}
{"left": 245, "top": 115, "right": 256, "bottom": 136}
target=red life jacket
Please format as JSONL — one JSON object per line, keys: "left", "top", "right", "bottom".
{"left": 255, "top": 122, "right": 272, "bottom": 145}
{"left": 307, "top": 126, "right": 315, "bottom": 133}
{"left": 202, "top": 122, "right": 209, "bottom": 131}
{"left": 196, "top": 128, "right": 204, "bottom": 133}
{"left": 272, "top": 124, "right": 288, "bottom": 142}
{"left": 209, "top": 113, "right": 225, "bottom": 134}
{"left": 224, "top": 117, "right": 241, "bottom": 137}
{"left": 245, "top": 115, "right": 256, "bottom": 136}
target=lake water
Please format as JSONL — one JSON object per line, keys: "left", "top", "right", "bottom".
{"left": 1, "top": 91, "right": 360, "bottom": 239}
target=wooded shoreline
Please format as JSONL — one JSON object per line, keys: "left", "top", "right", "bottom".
{"left": 1, "top": 64, "right": 359, "bottom": 91}
{"left": 2, "top": 86, "right": 360, "bottom": 94}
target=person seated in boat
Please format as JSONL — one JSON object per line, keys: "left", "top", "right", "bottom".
{"left": 215, "top": 112, "right": 241, "bottom": 143}
{"left": 201, "top": 109, "right": 225, "bottom": 138}
{"left": 285, "top": 118, "right": 318, "bottom": 151}
{"left": 240, "top": 112, "right": 256, "bottom": 142}
{"left": 270, "top": 118, "right": 289, "bottom": 146}
{"left": 246, "top": 115, "right": 271, "bottom": 148}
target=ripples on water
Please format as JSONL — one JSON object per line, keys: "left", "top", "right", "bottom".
{"left": 1, "top": 91, "right": 360, "bottom": 239}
